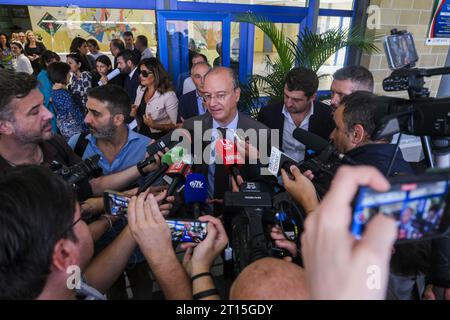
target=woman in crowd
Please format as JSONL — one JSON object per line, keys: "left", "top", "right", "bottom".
{"left": 47, "top": 61, "right": 86, "bottom": 140}
{"left": 132, "top": 57, "right": 178, "bottom": 139}
{"left": 91, "top": 55, "right": 123, "bottom": 87}
{"left": 0, "top": 33, "right": 13, "bottom": 70}
{"left": 66, "top": 52, "right": 92, "bottom": 111}
{"left": 24, "top": 30, "right": 46, "bottom": 75}
{"left": 10, "top": 41, "right": 33, "bottom": 74}
{"left": 87, "top": 38, "right": 104, "bottom": 61}
{"left": 37, "top": 50, "right": 61, "bottom": 133}
{"left": 70, "top": 36, "right": 96, "bottom": 72}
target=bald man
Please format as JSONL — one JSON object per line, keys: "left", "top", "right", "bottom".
{"left": 230, "top": 258, "right": 310, "bottom": 300}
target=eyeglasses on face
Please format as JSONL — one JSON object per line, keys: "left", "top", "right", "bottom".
{"left": 202, "top": 89, "right": 236, "bottom": 103}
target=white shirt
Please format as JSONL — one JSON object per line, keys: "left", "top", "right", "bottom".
{"left": 134, "top": 86, "right": 179, "bottom": 133}
{"left": 129, "top": 67, "right": 138, "bottom": 79}
{"left": 13, "top": 54, "right": 33, "bottom": 74}
{"left": 282, "top": 102, "right": 314, "bottom": 162}
{"left": 141, "top": 47, "right": 154, "bottom": 60}
{"left": 207, "top": 111, "right": 239, "bottom": 199}
{"left": 182, "top": 77, "right": 196, "bottom": 95}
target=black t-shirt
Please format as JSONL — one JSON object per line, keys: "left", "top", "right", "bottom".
{"left": 0, "top": 135, "right": 93, "bottom": 200}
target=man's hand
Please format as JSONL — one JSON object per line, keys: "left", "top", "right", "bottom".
{"left": 281, "top": 165, "right": 319, "bottom": 214}
{"left": 80, "top": 197, "right": 105, "bottom": 218}
{"left": 153, "top": 189, "right": 176, "bottom": 217}
{"left": 181, "top": 215, "right": 228, "bottom": 276}
{"left": 128, "top": 191, "right": 173, "bottom": 262}
{"left": 270, "top": 225, "right": 298, "bottom": 260}
{"left": 302, "top": 166, "right": 396, "bottom": 300}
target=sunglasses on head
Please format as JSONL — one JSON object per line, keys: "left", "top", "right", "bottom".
{"left": 140, "top": 70, "right": 154, "bottom": 77}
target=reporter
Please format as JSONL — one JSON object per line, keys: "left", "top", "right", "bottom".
{"left": 182, "top": 215, "right": 228, "bottom": 300}
{"left": 127, "top": 191, "right": 191, "bottom": 300}
{"left": 302, "top": 165, "right": 397, "bottom": 299}
{"left": 281, "top": 165, "right": 319, "bottom": 214}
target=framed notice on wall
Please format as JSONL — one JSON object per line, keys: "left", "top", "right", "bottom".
{"left": 427, "top": 0, "right": 450, "bottom": 45}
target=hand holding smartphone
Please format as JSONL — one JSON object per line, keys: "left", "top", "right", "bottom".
{"left": 351, "top": 173, "right": 450, "bottom": 243}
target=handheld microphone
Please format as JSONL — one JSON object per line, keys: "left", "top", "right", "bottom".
{"left": 268, "top": 146, "right": 299, "bottom": 177}
{"left": 165, "top": 160, "right": 191, "bottom": 196}
{"left": 215, "top": 139, "right": 244, "bottom": 184}
{"left": 98, "top": 68, "right": 121, "bottom": 86}
{"left": 137, "top": 146, "right": 185, "bottom": 194}
{"left": 292, "top": 128, "right": 355, "bottom": 164}
{"left": 184, "top": 173, "right": 208, "bottom": 218}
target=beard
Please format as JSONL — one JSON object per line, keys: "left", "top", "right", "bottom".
{"left": 88, "top": 118, "right": 116, "bottom": 139}
{"left": 14, "top": 120, "right": 52, "bottom": 144}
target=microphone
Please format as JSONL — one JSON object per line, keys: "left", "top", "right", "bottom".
{"left": 137, "top": 146, "right": 185, "bottom": 194}
{"left": 268, "top": 146, "right": 298, "bottom": 177}
{"left": 184, "top": 173, "right": 208, "bottom": 218}
{"left": 292, "top": 128, "right": 355, "bottom": 164}
{"left": 165, "top": 160, "right": 192, "bottom": 196}
{"left": 98, "top": 68, "right": 121, "bottom": 86}
{"left": 215, "top": 138, "right": 244, "bottom": 184}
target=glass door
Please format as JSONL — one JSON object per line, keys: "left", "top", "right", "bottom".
{"left": 157, "top": 11, "right": 231, "bottom": 89}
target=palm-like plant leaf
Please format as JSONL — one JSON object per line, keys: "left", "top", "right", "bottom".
{"left": 237, "top": 13, "right": 380, "bottom": 116}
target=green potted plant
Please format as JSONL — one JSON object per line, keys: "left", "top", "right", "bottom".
{"left": 237, "top": 13, "right": 380, "bottom": 117}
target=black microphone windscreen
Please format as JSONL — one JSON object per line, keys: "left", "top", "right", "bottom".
{"left": 293, "top": 128, "right": 329, "bottom": 153}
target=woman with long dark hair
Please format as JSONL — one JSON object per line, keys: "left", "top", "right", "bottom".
{"left": 0, "top": 33, "right": 13, "bottom": 70}
{"left": 66, "top": 52, "right": 92, "bottom": 111}
{"left": 132, "top": 57, "right": 178, "bottom": 139}
{"left": 70, "top": 36, "right": 96, "bottom": 72}
{"left": 91, "top": 55, "right": 123, "bottom": 87}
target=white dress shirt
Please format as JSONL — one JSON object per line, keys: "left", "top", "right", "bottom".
{"left": 282, "top": 102, "right": 314, "bottom": 162}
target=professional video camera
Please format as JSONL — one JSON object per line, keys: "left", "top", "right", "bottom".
{"left": 377, "top": 29, "right": 450, "bottom": 167}
{"left": 51, "top": 155, "right": 102, "bottom": 189}
{"left": 224, "top": 181, "right": 304, "bottom": 274}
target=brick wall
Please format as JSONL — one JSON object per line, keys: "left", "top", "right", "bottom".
{"left": 361, "top": 0, "right": 449, "bottom": 98}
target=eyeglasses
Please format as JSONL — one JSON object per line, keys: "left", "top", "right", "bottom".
{"left": 54, "top": 216, "right": 83, "bottom": 243}
{"left": 202, "top": 89, "right": 236, "bottom": 103}
{"left": 140, "top": 70, "right": 154, "bottom": 78}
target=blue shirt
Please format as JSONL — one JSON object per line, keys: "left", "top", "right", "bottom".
{"left": 68, "top": 128, "right": 150, "bottom": 175}
{"left": 37, "top": 70, "right": 58, "bottom": 133}
{"left": 207, "top": 112, "right": 239, "bottom": 200}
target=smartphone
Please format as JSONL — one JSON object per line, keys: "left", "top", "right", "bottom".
{"left": 166, "top": 219, "right": 208, "bottom": 243}
{"left": 384, "top": 32, "right": 418, "bottom": 70}
{"left": 103, "top": 190, "right": 131, "bottom": 216}
{"left": 351, "top": 173, "right": 450, "bottom": 243}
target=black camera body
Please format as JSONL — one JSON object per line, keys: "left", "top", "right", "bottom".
{"left": 51, "top": 155, "right": 102, "bottom": 188}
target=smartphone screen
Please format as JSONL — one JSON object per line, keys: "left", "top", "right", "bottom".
{"left": 103, "top": 190, "right": 130, "bottom": 216}
{"left": 166, "top": 219, "right": 208, "bottom": 243}
{"left": 384, "top": 32, "right": 418, "bottom": 69}
{"left": 351, "top": 178, "right": 450, "bottom": 242}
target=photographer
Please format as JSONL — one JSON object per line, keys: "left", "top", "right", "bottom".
{"left": 0, "top": 70, "right": 159, "bottom": 199}
{"left": 0, "top": 165, "right": 173, "bottom": 299}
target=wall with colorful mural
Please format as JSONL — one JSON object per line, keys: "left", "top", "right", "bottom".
{"left": 27, "top": 6, "right": 157, "bottom": 53}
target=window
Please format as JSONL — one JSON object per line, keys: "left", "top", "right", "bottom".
{"left": 320, "top": 0, "right": 353, "bottom": 10}
{"left": 178, "top": 0, "right": 307, "bottom": 7}
{"left": 316, "top": 15, "right": 351, "bottom": 90}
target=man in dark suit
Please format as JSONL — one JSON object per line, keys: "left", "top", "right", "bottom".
{"left": 178, "top": 61, "right": 211, "bottom": 122}
{"left": 257, "top": 67, "right": 334, "bottom": 163}
{"left": 182, "top": 67, "right": 272, "bottom": 215}
{"left": 123, "top": 31, "right": 143, "bottom": 64}
{"left": 117, "top": 49, "right": 140, "bottom": 103}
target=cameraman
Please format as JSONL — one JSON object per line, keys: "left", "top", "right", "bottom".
{"left": 330, "top": 91, "right": 413, "bottom": 175}
{"left": 0, "top": 70, "right": 159, "bottom": 199}
{"left": 0, "top": 165, "right": 174, "bottom": 299}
